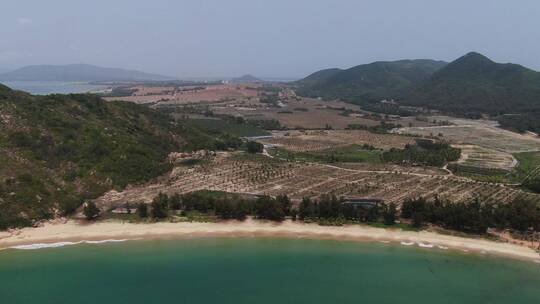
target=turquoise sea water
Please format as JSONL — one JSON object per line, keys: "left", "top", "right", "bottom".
{"left": 1, "top": 238, "right": 539, "bottom": 304}
{"left": 1, "top": 81, "right": 108, "bottom": 95}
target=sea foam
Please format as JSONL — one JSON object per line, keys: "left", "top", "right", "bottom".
{"left": 9, "top": 239, "right": 128, "bottom": 250}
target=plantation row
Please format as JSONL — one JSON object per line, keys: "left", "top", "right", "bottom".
{"left": 260, "top": 130, "right": 414, "bottom": 153}
{"left": 95, "top": 153, "right": 540, "bottom": 211}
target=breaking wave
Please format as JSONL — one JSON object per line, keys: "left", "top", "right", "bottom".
{"left": 9, "top": 239, "right": 128, "bottom": 250}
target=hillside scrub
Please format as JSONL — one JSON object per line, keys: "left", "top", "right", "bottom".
{"left": 0, "top": 86, "right": 234, "bottom": 229}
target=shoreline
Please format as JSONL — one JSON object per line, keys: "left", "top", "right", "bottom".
{"left": 1, "top": 219, "right": 539, "bottom": 263}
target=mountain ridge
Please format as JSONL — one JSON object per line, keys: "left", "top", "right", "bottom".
{"left": 401, "top": 52, "right": 540, "bottom": 115}
{"left": 295, "top": 59, "right": 447, "bottom": 102}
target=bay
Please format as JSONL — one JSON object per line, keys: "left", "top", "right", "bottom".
{"left": 0, "top": 238, "right": 539, "bottom": 304}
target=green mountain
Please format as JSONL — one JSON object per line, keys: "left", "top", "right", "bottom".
{"left": 0, "top": 85, "right": 222, "bottom": 229}
{"left": 0, "top": 64, "right": 174, "bottom": 82}
{"left": 401, "top": 52, "right": 540, "bottom": 116}
{"left": 295, "top": 60, "right": 446, "bottom": 102}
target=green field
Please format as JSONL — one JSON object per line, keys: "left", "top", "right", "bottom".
{"left": 514, "top": 152, "right": 540, "bottom": 176}
{"left": 186, "top": 118, "right": 270, "bottom": 137}
{"left": 271, "top": 145, "right": 382, "bottom": 164}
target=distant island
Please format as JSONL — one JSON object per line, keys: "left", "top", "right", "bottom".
{"left": 0, "top": 64, "right": 175, "bottom": 82}
{"left": 231, "top": 74, "right": 263, "bottom": 84}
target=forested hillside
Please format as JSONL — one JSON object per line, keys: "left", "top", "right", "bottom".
{"left": 0, "top": 84, "right": 223, "bottom": 229}
{"left": 295, "top": 60, "right": 446, "bottom": 102}
{"left": 401, "top": 52, "right": 540, "bottom": 117}
{"left": 294, "top": 68, "right": 342, "bottom": 87}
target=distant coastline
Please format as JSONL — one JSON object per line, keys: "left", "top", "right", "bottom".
{"left": 1, "top": 219, "right": 539, "bottom": 263}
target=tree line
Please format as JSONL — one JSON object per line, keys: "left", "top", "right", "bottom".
{"left": 402, "top": 196, "right": 540, "bottom": 233}
{"left": 119, "top": 192, "right": 398, "bottom": 227}
{"left": 126, "top": 191, "right": 293, "bottom": 222}
{"left": 86, "top": 191, "right": 540, "bottom": 236}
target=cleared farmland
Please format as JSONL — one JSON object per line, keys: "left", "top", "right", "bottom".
{"left": 106, "top": 84, "right": 260, "bottom": 105}
{"left": 95, "top": 152, "right": 540, "bottom": 210}
{"left": 394, "top": 116, "right": 540, "bottom": 153}
{"left": 453, "top": 144, "right": 517, "bottom": 171}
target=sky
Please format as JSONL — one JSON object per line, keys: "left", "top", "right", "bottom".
{"left": 2, "top": 0, "right": 540, "bottom": 79}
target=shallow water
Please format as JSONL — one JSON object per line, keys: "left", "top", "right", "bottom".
{"left": 0, "top": 238, "right": 539, "bottom": 304}
{"left": 2, "top": 81, "right": 108, "bottom": 95}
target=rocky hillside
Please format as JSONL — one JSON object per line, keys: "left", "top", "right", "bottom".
{"left": 0, "top": 84, "right": 221, "bottom": 229}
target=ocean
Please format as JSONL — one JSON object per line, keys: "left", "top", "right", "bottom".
{"left": 1, "top": 81, "right": 109, "bottom": 95}
{"left": 0, "top": 238, "right": 539, "bottom": 304}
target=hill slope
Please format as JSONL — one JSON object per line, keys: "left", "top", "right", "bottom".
{"left": 295, "top": 68, "right": 342, "bottom": 87}
{"left": 0, "top": 85, "right": 221, "bottom": 229}
{"left": 401, "top": 52, "right": 540, "bottom": 116}
{"left": 296, "top": 60, "right": 446, "bottom": 102}
{"left": 0, "top": 64, "right": 174, "bottom": 82}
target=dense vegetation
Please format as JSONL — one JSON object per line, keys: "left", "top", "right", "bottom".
{"left": 382, "top": 140, "right": 461, "bottom": 167}
{"left": 0, "top": 85, "right": 228, "bottom": 229}
{"left": 297, "top": 195, "right": 398, "bottom": 227}
{"left": 295, "top": 60, "right": 446, "bottom": 102}
{"left": 402, "top": 197, "right": 540, "bottom": 233}
{"left": 497, "top": 113, "right": 540, "bottom": 134}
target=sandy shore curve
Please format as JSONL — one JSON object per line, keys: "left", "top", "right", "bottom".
{"left": 1, "top": 219, "right": 539, "bottom": 262}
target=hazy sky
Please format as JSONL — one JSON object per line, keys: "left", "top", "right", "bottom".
{"left": 2, "top": 0, "right": 540, "bottom": 78}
